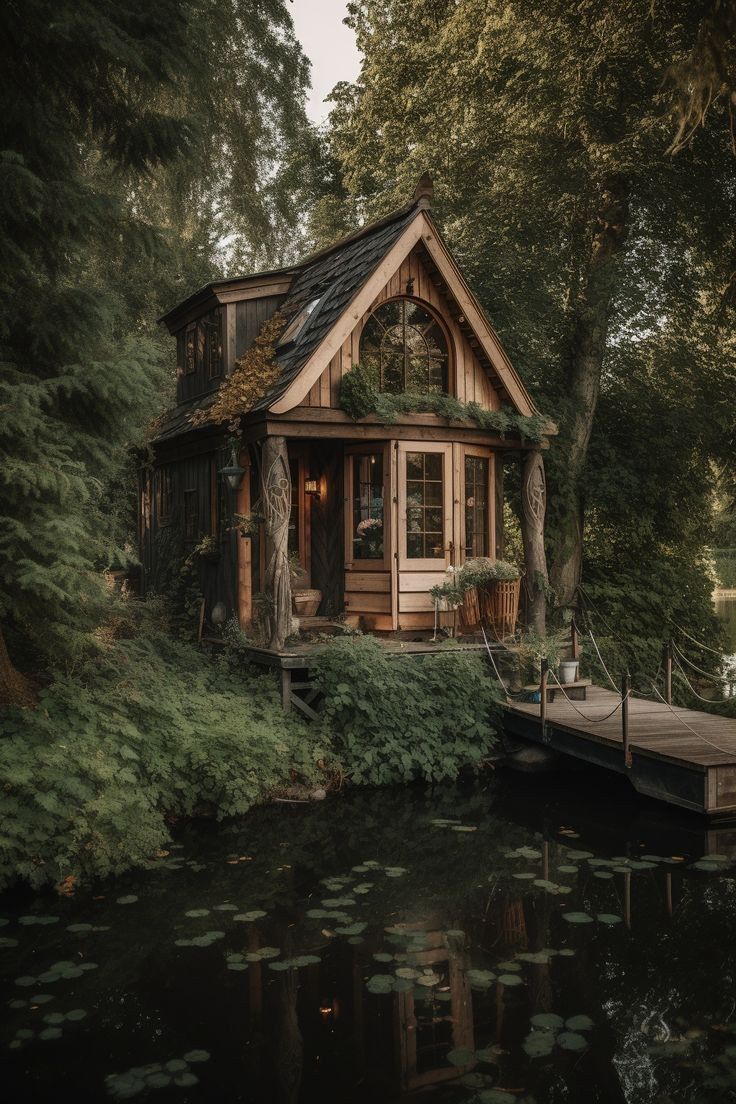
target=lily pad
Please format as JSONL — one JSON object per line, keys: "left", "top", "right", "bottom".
{"left": 557, "top": 864, "right": 579, "bottom": 874}
{"left": 39, "top": 1027, "right": 63, "bottom": 1041}
{"left": 234, "top": 910, "right": 266, "bottom": 922}
{"left": 227, "top": 962, "right": 248, "bottom": 971}
{"left": 66, "top": 923, "right": 93, "bottom": 933}
{"left": 395, "top": 966, "right": 419, "bottom": 979}
{"left": 373, "top": 952, "right": 393, "bottom": 962}
{"left": 447, "top": 1046, "right": 475, "bottom": 1067}
{"left": 183, "top": 1049, "right": 210, "bottom": 1062}
{"left": 384, "top": 867, "right": 408, "bottom": 878}
{"left": 392, "top": 977, "right": 414, "bottom": 992}
{"left": 498, "top": 973, "right": 524, "bottom": 987}
{"left": 335, "top": 922, "right": 366, "bottom": 936}
{"left": 174, "top": 1073, "right": 199, "bottom": 1087}
{"left": 693, "top": 860, "right": 720, "bottom": 872}
{"left": 446, "top": 929, "right": 465, "bottom": 937}
{"left": 558, "top": 1030, "right": 589, "bottom": 1051}
{"left": 184, "top": 909, "right": 210, "bottom": 918}
{"left": 15, "top": 976, "right": 37, "bottom": 987}
{"left": 31, "top": 994, "right": 54, "bottom": 1004}
{"left": 513, "top": 872, "right": 536, "bottom": 880}
{"left": 19, "top": 915, "right": 59, "bottom": 926}
{"left": 562, "top": 911, "right": 594, "bottom": 924}
{"left": 523, "top": 1030, "right": 556, "bottom": 1058}
{"left": 531, "top": 1012, "right": 564, "bottom": 1030}
{"left": 415, "top": 971, "right": 440, "bottom": 987}
{"left": 65, "top": 1009, "right": 87, "bottom": 1021}
{"left": 0, "top": 937, "right": 19, "bottom": 948}
{"left": 596, "top": 913, "right": 622, "bottom": 925}
{"left": 565, "top": 1014, "right": 594, "bottom": 1031}
{"left": 593, "top": 871, "right": 614, "bottom": 879}
{"left": 366, "top": 974, "right": 393, "bottom": 994}
{"left": 116, "top": 895, "right": 138, "bottom": 906}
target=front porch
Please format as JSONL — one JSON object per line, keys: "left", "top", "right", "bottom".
{"left": 236, "top": 426, "right": 546, "bottom": 640}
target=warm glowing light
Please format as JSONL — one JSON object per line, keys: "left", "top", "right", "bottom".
{"left": 304, "top": 477, "right": 321, "bottom": 497}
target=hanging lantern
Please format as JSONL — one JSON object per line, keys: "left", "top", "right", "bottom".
{"left": 220, "top": 449, "right": 246, "bottom": 492}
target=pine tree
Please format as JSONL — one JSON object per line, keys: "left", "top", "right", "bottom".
{"left": 0, "top": 0, "right": 313, "bottom": 703}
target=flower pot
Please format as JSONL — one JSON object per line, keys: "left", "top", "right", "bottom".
{"left": 559, "top": 659, "right": 580, "bottom": 685}
{"left": 480, "top": 578, "right": 521, "bottom": 640}
{"left": 460, "top": 586, "right": 480, "bottom": 629}
{"left": 292, "top": 589, "right": 322, "bottom": 617}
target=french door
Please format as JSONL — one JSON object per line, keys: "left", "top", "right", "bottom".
{"left": 395, "top": 442, "right": 494, "bottom": 626}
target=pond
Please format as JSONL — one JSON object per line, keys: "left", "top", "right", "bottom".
{"left": 4, "top": 768, "right": 736, "bottom": 1104}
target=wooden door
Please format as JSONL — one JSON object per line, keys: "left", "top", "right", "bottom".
{"left": 396, "top": 442, "right": 454, "bottom": 626}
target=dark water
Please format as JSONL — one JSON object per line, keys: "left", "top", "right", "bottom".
{"left": 4, "top": 769, "right": 736, "bottom": 1104}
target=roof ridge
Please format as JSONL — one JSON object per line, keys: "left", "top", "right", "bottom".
{"left": 292, "top": 199, "right": 420, "bottom": 272}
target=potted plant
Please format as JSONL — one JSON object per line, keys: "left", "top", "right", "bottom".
{"left": 517, "top": 629, "right": 567, "bottom": 685}
{"left": 290, "top": 552, "right": 322, "bottom": 618}
{"left": 457, "top": 558, "right": 522, "bottom": 639}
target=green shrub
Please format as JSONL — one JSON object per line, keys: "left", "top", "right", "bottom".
{"left": 0, "top": 601, "right": 329, "bottom": 889}
{"left": 311, "top": 636, "right": 499, "bottom": 785}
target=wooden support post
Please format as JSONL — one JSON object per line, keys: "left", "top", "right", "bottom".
{"left": 520, "top": 449, "right": 549, "bottom": 635}
{"left": 281, "top": 668, "right": 292, "bottom": 713}
{"left": 540, "top": 658, "right": 549, "bottom": 740}
{"left": 571, "top": 619, "right": 580, "bottom": 661}
{"left": 622, "top": 672, "right": 631, "bottom": 768}
{"left": 624, "top": 870, "right": 631, "bottom": 930}
{"left": 237, "top": 448, "right": 252, "bottom": 631}
{"left": 261, "top": 436, "right": 293, "bottom": 651}
{"left": 542, "top": 840, "right": 550, "bottom": 882}
{"left": 664, "top": 639, "right": 673, "bottom": 706}
{"left": 665, "top": 871, "right": 673, "bottom": 918}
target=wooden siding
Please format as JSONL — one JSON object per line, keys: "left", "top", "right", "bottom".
{"left": 302, "top": 248, "right": 501, "bottom": 413}
{"left": 234, "top": 295, "right": 285, "bottom": 365}
{"left": 139, "top": 442, "right": 239, "bottom": 626}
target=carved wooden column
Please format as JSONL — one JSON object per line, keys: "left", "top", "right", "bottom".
{"left": 521, "top": 449, "right": 549, "bottom": 635}
{"left": 261, "top": 436, "right": 292, "bottom": 651}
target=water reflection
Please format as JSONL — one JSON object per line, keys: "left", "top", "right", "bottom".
{"left": 5, "top": 772, "right": 736, "bottom": 1103}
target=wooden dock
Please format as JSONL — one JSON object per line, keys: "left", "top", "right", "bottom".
{"left": 503, "top": 684, "right": 736, "bottom": 817}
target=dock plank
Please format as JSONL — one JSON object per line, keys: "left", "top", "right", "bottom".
{"left": 503, "top": 684, "right": 736, "bottom": 816}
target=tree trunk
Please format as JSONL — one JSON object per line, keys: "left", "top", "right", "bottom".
{"left": 521, "top": 449, "right": 549, "bottom": 634}
{"left": 548, "top": 174, "right": 629, "bottom": 610}
{"left": 261, "top": 436, "right": 292, "bottom": 651}
{"left": 0, "top": 622, "right": 35, "bottom": 708}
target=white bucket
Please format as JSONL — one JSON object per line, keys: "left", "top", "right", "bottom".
{"left": 559, "top": 659, "right": 580, "bottom": 685}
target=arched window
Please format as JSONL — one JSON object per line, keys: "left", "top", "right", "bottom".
{"left": 360, "top": 299, "right": 449, "bottom": 394}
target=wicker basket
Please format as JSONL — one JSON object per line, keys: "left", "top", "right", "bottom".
{"left": 479, "top": 578, "right": 521, "bottom": 640}
{"left": 459, "top": 586, "right": 481, "bottom": 630}
{"left": 292, "top": 589, "right": 322, "bottom": 617}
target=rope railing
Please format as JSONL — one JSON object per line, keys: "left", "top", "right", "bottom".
{"left": 547, "top": 670, "right": 631, "bottom": 724}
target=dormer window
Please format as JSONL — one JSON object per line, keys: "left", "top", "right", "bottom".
{"left": 360, "top": 299, "right": 448, "bottom": 393}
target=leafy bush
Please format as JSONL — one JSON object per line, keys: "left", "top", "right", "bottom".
{"left": 0, "top": 601, "right": 329, "bottom": 889}
{"left": 311, "top": 636, "right": 499, "bottom": 785}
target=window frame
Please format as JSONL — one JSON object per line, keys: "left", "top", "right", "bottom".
{"left": 460, "top": 446, "right": 495, "bottom": 564}
{"left": 344, "top": 443, "right": 391, "bottom": 572}
{"left": 359, "top": 296, "right": 454, "bottom": 396}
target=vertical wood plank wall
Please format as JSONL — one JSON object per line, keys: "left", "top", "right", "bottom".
{"left": 302, "top": 249, "right": 501, "bottom": 412}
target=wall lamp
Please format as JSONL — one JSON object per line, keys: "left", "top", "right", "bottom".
{"left": 304, "top": 477, "right": 321, "bottom": 500}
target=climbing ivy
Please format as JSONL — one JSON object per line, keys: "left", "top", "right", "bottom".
{"left": 339, "top": 362, "right": 550, "bottom": 442}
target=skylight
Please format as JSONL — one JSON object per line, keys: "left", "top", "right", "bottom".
{"left": 277, "top": 297, "right": 322, "bottom": 347}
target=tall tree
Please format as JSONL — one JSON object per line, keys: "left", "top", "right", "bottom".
{"left": 317, "top": 0, "right": 736, "bottom": 619}
{"left": 0, "top": 0, "right": 313, "bottom": 703}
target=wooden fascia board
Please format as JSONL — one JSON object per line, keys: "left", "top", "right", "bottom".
{"left": 418, "top": 221, "right": 538, "bottom": 417}
{"left": 268, "top": 215, "right": 426, "bottom": 414}
{"left": 161, "top": 276, "right": 293, "bottom": 333}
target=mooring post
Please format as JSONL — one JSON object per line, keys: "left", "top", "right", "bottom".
{"left": 540, "top": 658, "right": 549, "bottom": 741}
{"left": 622, "top": 671, "right": 631, "bottom": 768}
{"left": 570, "top": 618, "right": 580, "bottom": 661}
{"left": 664, "top": 639, "right": 673, "bottom": 706}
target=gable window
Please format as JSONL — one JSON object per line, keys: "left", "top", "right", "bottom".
{"left": 360, "top": 299, "right": 448, "bottom": 394}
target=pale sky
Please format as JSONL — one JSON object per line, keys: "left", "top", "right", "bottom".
{"left": 289, "top": 0, "right": 362, "bottom": 125}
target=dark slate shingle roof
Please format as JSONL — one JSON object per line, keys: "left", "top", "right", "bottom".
{"left": 151, "top": 202, "right": 420, "bottom": 444}
{"left": 253, "top": 204, "right": 418, "bottom": 411}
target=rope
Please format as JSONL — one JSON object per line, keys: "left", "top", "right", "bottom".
{"left": 672, "top": 640, "right": 729, "bottom": 683}
{"left": 672, "top": 655, "right": 733, "bottom": 706}
{"left": 586, "top": 626, "right": 621, "bottom": 693}
{"left": 645, "top": 678, "right": 735, "bottom": 757}
{"left": 547, "top": 671, "right": 631, "bottom": 724}
{"left": 669, "top": 619, "right": 730, "bottom": 659}
{"left": 480, "top": 623, "right": 512, "bottom": 701}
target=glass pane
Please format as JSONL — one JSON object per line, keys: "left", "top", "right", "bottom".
{"left": 424, "top": 453, "right": 443, "bottom": 481}
{"left": 406, "top": 453, "right": 423, "bottom": 479}
{"left": 464, "top": 455, "right": 489, "bottom": 558}
{"left": 352, "top": 453, "right": 384, "bottom": 560}
{"left": 359, "top": 299, "right": 448, "bottom": 394}
{"left": 404, "top": 451, "right": 445, "bottom": 559}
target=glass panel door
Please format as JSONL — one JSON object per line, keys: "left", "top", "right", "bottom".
{"left": 463, "top": 454, "right": 489, "bottom": 558}
{"left": 398, "top": 443, "right": 453, "bottom": 572}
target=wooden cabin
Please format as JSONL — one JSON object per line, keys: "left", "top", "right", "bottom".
{"left": 141, "top": 178, "right": 550, "bottom": 644}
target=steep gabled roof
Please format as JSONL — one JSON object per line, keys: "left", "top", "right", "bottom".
{"left": 253, "top": 203, "right": 419, "bottom": 411}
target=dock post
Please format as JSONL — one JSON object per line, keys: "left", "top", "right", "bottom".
{"left": 540, "top": 659, "right": 549, "bottom": 742}
{"left": 664, "top": 640, "right": 673, "bottom": 705}
{"left": 570, "top": 619, "right": 580, "bottom": 661}
{"left": 622, "top": 672, "right": 631, "bottom": 768}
